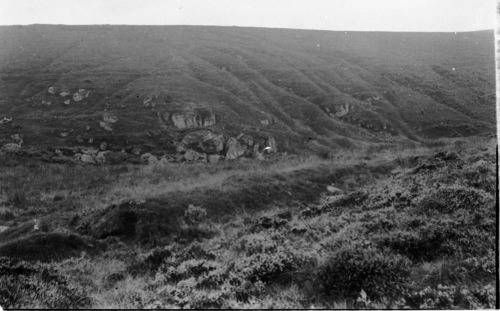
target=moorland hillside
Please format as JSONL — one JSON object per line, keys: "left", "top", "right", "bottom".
{"left": 0, "top": 26, "right": 495, "bottom": 162}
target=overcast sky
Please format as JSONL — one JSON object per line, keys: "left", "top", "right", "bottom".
{"left": 0, "top": 0, "right": 495, "bottom": 32}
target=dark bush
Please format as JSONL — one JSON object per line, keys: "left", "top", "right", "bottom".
{"left": 317, "top": 244, "right": 411, "bottom": 300}
{"left": 0, "top": 257, "right": 90, "bottom": 308}
{"left": 417, "top": 187, "right": 492, "bottom": 215}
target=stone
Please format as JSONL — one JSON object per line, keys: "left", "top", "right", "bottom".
{"left": 238, "top": 133, "right": 254, "bottom": 147}
{"left": 335, "top": 104, "right": 351, "bottom": 117}
{"left": 140, "top": 153, "right": 158, "bottom": 164}
{"left": 73, "top": 92, "right": 84, "bottom": 102}
{"left": 48, "top": 86, "right": 55, "bottom": 94}
{"left": 326, "top": 185, "right": 343, "bottom": 195}
{"left": 184, "top": 149, "right": 201, "bottom": 161}
{"left": 266, "top": 136, "right": 277, "bottom": 153}
{"left": 0, "top": 116, "right": 12, "bottom": 124}
{"left": 11, "top": 134, "right": 23, "bottom": 144}
{"left": 80, "top": 154, "right": 96, "bottom": 164}
{"left": 260, "top": 119, "right": 270, "bottom": 126}
{"left": 95, "top": 151, "right": 107, "bottom": 164}
{"left": 59, "top": 91, "right": 70, "bottom": 97}
{"left": 225, "top": 137, "right": 246, "bottom": 160}
{"left": 99, "top": 141, "right": 108, "bottom": 151}
{"left": 99, "top": 121, "right": 113, "bottom": 132}
{"left": 60, "top": 132, "right": 69, "bottom": 137}
{"left": 63, "top": 99, "right": 70, "bottom": 105}
{"left": 1, "top": 143, "right": 21, "bottom": 153}
{"left": 81, "top": 147, "right": 98, "bottom": 156}
{"left": 103, "top": 113, "right": 119, "bottom": 124}
{"left": 76, "top": 135, "right": 84, "bottom": 144}
{"left": 181, "top": 130, "right": 224, "bottom": 154}
{"left": 171, "top": 109, "right": 216, "bottom": 129}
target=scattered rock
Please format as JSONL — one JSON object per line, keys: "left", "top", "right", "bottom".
{"left": 171, "top": 109, "right": 216, "bottom": 129}
{"left": 326, "top": 186, "right": 343, "bottom": 195}
{"left": 184, "top": 149, "right": 202, "bottom": 161}
{"left": 95, "top": 151, "right": 107, "bottom": 164}
{"left": 99, "top": 121, "right": 113, "bottom": 132}
{"left": 225, "top": 137, "right": 246, "bottom": 160}
{"left": 103, "top": 112, "right": 119, "bottom": 124}
{"left": 99, "top": 141, "right": 108, "bottom": 151}
{"left": 1, "top": 143, "right": 21, "bottom": 153}
{"left": 181, "top": 130, "right": 224, "bottom": 154}
{"left": 11, "top": 134, "right": 23, "bottom": 144}
{"left": 73, "top": 92, "right": 84, "bottom": 102}
{"left": 0, "top": 116, "right": 12, "bottom": 124}
{"left": 140, "top": 153, "right": 158, "bottom": 164}
{"left": 80, "top": 154, "right": 96, "bottom": 164}
{"left": 266, "top": 136, "right": 278, "bottom": 153}
{"left": 237, "top": 133, "right": 254, "bottom": 147}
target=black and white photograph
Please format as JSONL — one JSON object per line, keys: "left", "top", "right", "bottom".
{"left": 0, "top": 0, "right": 497, "bottom": 309}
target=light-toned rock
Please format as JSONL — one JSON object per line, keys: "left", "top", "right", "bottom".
{"left": 63, "top": 99, "right": 70, "bottom": 105}
{"left": 181, "top": 130, "right": 224, "bottom": 154}
{"left": 59, "top": 91, "right": 70, "bottom": 97}
{"left": 260, "top": 119, "right": 270, "bottom": 126}
{"left": 238, "top": 133, "right": 254, "bottom": 147}
{"left": 326, "top": 185, "right": 343, "bottom": 195}
{"left": 225, "top": 137, "right": 246, "bottom": 160}
{"left": 335, "top": 104, "right": 351, "bottom": 117}
{"left": 11, "top": 134, "right": 23, "bottom": 144}
{"left": 140, "top": 153, "right": 158, "bottom": 164}
{"left": 96, "top": 151, "right": 107, "bottom": 164}
{"left": 60, "top": 132, "right": 69, "bottom": 137}
{"left": 99, "top": 121, "right": 113, "bottom": 132}
{"left": 0, "top": 117, "right": 12, "bottom": 124}
{"left": 80, "top": 154, "right": 96, "bottom": 164}
{"left": 171, "top": 110, "right": 216, "bottom": 129}
{"left": 103, "top": 113, "right": 118, "bottom": 123}
{"left": 73, "top": 92, "right": 84, "bottom": 102}
{"left": 184, "top": 149, "right": 201, "bottom": 161}
{"left": 266, "top": 136, "right": 277, "bottom": 153}
{"left": 1, "top": 143, "right": 21, "bottom": 152}
{"left": 48, "top": 86, "right": 55, "bottom": 94}
{"left": 81, "top": 147, "right": 98, "bottom": 156}
{"left": 99, "top": 141, "right": 108, "bottom": 151}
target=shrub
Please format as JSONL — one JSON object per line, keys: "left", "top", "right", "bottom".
{"left": 0, "top": 257, "right": 90, "bottom": 308}
{"left": 317, "top": 244, "right": 411, "bottom": 300}
{"left": 404, "top": 284, "right": 496, "bottom": 309}
{"left": 417, "top": 187, "right": 493, "bottom": 215}
{"left": 184, "top": 205, "right": 208, "bottom": 225}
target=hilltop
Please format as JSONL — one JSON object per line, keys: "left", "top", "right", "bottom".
{"left": 0, "top": 25, "right": 495, "bottom": 162}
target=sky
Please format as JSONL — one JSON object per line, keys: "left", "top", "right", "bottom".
{"left": 0, "top": 0, "right": 495, "bottom": 32}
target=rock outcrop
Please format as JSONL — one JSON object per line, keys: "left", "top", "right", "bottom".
{"left": 0, "top": 116, "right": 12, "bottom": 124}
{"left": 181, "top": 130, "right": 224, "bottom": 154}
{"left": 170, "top": 109, "right": 216, "bottom": 129}
{"left": 225, "top": 137, "right": 246, "bottom": 160}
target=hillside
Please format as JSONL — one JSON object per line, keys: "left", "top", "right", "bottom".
{"left": 0, "top": 25, "right": 496, "bottom": 161}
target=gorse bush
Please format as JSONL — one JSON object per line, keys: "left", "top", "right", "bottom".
{"left": 0, "top": 257, "right": 90, "bottom": 308}
{"left": 317, "top": 243, "right": 411, "bottom": 300}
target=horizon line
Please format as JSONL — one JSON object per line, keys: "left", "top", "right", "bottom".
{"left": 0, "top": 23, "right": 494, "bottom": 33}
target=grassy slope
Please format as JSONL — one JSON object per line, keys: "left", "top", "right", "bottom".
{"left": 0, "top": 26, "right": 495, "bottom": 153}
{"left": 0, "top": 136, "right": 496, "bottom": 308}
